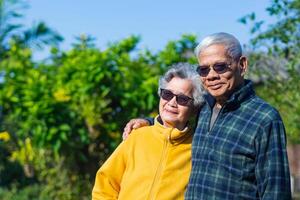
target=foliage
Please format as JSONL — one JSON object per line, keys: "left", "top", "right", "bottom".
{"left": 4, "top": 0, "right": 300, "bottom": 198}
{"left": 0, "top": 154, "right": 91, "bottom": 200}
{"left": 0, "top": 0, "right": 62, "bottom": 57}
{"left": 240, "top": 0, "right": 300, "bottom": 143}
{"left": 0, "top": 35, "right": 196, "bottom": 198}
{"left": 0, "top": 0, "right": 197, "bottom": 197}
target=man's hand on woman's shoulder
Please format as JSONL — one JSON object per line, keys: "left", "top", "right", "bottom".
{"left": 122, "top": 118, "right": 150, "bottom": 140}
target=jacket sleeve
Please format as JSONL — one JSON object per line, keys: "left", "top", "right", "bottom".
{"left": 92, "top": 140, "right": 128, "bottom": 200}
{"left": 144, "top": 117, "right": 154, "bottom": 125}
{"left": 255, "top": 119, "right": 292, "bottom": 200}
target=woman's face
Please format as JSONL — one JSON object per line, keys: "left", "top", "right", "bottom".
{"left": 159, "top": 77, "right": 196, "bottom": 130}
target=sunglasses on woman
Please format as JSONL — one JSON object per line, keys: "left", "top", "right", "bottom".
{"left": 196, "top": 62, "right": 230, "bottom": 77}
{"left": 160, "top": 89, "right": 193, "bottom": 106}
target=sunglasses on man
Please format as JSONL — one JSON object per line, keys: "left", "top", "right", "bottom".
{"left": 160, "top": 89, "right": 193, "bottom": 106}
{"left": 196, "top": 62, "right": 230, "bottom": 77}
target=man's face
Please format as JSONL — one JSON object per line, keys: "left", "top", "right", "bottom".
{"left": 197, "top": 44, "right": 247, "bottom": 102}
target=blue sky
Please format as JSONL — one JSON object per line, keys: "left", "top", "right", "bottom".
{"left": 25, "top": 0, "right": 275, "bottom": 54}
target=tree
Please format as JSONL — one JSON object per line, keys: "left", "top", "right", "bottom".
{"left": 0, "top": 29, "right": 197, "bottom": 198}
{"left": 240, "top": 0, "right": 300, "bottom": 143}
{"left": 0, "top": 0, "right": 62, "bottom": 57}
{"left": 0, "top": 1, "right": 200, "bottom": 198}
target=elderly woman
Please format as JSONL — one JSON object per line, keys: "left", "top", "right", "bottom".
{"left": 92, "top": 63, "right": 205, "bottom": 200}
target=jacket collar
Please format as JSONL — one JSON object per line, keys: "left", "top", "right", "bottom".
{"left": 155, "top": 116, "right": 192, "bottom": 145}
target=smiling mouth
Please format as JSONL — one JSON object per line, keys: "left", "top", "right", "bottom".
{"left": 208, "top": 83, "right": 222, "bottom": 90}
{"left": 165, "top": 109, "right": 178, "bottom": 114}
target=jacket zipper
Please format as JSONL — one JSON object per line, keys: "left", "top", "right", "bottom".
{"left": 147, "top": 133, "right": 169, "bottom": 200}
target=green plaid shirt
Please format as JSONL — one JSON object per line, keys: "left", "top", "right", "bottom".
{"left": 185, "top": 80, "right": 291, "bottom": 200}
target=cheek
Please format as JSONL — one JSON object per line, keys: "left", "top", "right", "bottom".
{"left": 201, "top": 78, "right": 208, "bottom": 88}
{"left": 159, "top": 99, "right": 166, "bottom": 112}
{"left": 222, "top": 70, "right": 235, "bottom": 80}
{"left": 221, "top": 73, "right": 235, "bottom": 87}
{"left": 200, "top": 77, "right": 205, "bottom": 83}
{"left": 159, "top": 99, "right": 163, "bottom": 111}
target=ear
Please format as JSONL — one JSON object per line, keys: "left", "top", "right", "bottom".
{"left": 238, "top": 56, "right": 248, "bottom": 77}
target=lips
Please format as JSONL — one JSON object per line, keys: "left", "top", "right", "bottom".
{"left": 164, "top": 108, "right": 178, "bottom": 115}
{"left": 207, "top": 83, "right": 223, "bottom": 90}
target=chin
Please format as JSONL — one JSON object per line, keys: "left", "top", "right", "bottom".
{"left": 162, "top": 115, "right": 177, "bottom": 123}
{"left": 161, "top": 115, "right": 178, "bottom": 125}
{"left": 208, "top": 90, "right": 225, "bottom": 98}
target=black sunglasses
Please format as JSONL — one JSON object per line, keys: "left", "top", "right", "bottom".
{"left": 160, "top": 89, "right": 193, "bottom": 106}
{"left": 196, "top": 62, "right": 230, "bottom": 77}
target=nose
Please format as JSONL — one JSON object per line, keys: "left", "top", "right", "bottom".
{"left": 206, "top": 66, "right": 219, "bottom": 80}
{"left": 167, "top": 96, "right": 177, "bottom": 107}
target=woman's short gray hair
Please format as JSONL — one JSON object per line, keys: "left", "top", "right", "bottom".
{"left": 158, "top": 63, "right": 205, "bottom": 107}
{"left": 194, "top": 32, "right": 242, "bottom": 61}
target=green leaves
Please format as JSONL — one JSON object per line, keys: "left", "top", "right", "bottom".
{"left": 0, "top": 32, "right": 199, "bottom": 173}
{"left": 0, "top": 0, "right": 62, "bottom": 57}
{"left": 243, "top": 0, "right": 300, "bottom": 144}
{"left": 0, "top": 0, "right": 204, "bottom": 195}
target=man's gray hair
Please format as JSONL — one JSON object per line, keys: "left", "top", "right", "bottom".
{"left": 194, "top": 32, "right": 242, "bottom": 61}
{"left": 158, "top": 63, "right": 205, "bottom": 107}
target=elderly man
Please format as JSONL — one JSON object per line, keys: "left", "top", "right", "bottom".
{"left": 123, "top": 32, "right": 291, "bottom": 199}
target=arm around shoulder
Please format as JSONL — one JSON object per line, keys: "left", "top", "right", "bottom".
{"left": 122, "top": 117, "right": 153, "bottom": 140}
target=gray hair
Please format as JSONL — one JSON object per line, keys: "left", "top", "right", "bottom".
{"left": 194, "top": 32, "right": 242, "bottom": 61}
{"left": 158, "top": 63, "right": 205, "bottom": 107}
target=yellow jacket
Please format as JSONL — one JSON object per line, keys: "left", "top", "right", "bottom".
{"left": 92, "top": 117, "right": 193, "bottom": 200}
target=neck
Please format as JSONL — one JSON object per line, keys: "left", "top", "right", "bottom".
{"left": 215, "top": 80, "right": 245, "bottom": 107}
{"left": 165, "top": 122, "right": 187, "bottom": 131}
{"left": 159, "top": 117, "right": 187, "bottom": 131}
{"left": 215, "top": 97, "right": 227, "bottom": 108}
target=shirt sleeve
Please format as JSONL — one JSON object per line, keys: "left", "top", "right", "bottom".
{"left": 144, "top": 117, "right": 154, "bottom": 125}
{"left": 92, "top": 140, "right": 128, "bottom": 200}
{"left": 255, "top": 120, "right": 292, "bottom": 200}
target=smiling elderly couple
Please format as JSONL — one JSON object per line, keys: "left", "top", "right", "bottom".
{"left": 92, "top": 32, "right": 292, "bottom": 200}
